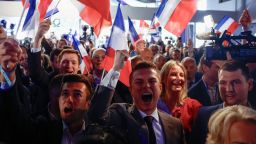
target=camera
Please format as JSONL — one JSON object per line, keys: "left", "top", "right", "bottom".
{"left": 205, "top": 45, "right": 256, "bottom": 62}
{"left": 203, "top": 31, "right": 256, "bottom": 62}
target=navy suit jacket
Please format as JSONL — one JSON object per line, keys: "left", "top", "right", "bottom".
{"left": 188, "top": 79, "right": 222, "bottom": 106}
{"left": 189, "top": 104, "right": 223, "bottom": 144}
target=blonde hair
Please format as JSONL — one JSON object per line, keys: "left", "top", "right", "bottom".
{"left": 207, "top": 105, "right": 256, "bottom": 144}
{"left": 160, "top": 60, "right": 188, "bottom": 106}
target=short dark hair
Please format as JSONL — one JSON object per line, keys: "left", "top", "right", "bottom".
{"left": 129, "top": 61, "right": 159, "bottom": 86}
{"left": 200, "top": 54, "right": 213, "bottom": 67}
{"left": 61, "top": 74, "right": 92, "bottom": 100}
{"left": 50, "top": 48, "right": 62, "bottom": 62}
{"left": 219, "top": 60, "right": 250, "bottom": 80}
{"left": 49, "top": 74, "right": 64, "bottom": 92}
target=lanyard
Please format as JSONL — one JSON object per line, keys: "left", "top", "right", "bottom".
{"left": 0, "top": 65, "right": 12, "bottom": 87}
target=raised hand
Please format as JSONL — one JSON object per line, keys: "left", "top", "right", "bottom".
{"left": 0, "top": 38, "right": 22, "bottom": 82}
{"left": 33, "top": 19, "right": 51, "bottom": 48}
{"left": 113, "top": 50, "right": 129, "bottom": 71}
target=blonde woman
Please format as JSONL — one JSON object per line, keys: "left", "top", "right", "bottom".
{"left": 157, "top": 60, "right": 202, "bottom": 141}
{"left": 207, "top": 105, "right": 256, "bottom": 144}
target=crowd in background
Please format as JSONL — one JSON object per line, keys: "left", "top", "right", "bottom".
{"left": 0, "top": 14, "right": 256, "bottom": 144}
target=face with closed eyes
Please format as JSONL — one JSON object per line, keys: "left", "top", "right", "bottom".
{"left": 59, "top": 82, "right": 90, "bottom": 124}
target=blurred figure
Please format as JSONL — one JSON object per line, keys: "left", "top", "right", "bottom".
{"left": 163, "top": 44, "right": 173, "bottom": 61}
{"left": 141, "top": 47, "right": 153, "bottom": 62}
{"left": 130, "top": 39, "right": 146, "bottom": 57}
{"left": 130, "top": 55, "right": 143, "bottom": 70}
{"left": 149, "top": 44, "right": 159, "bottom": 57}
{"left": 20, "top": 45, "right": 29, "bottom": 77}
{"left": 169, "top": 48, "right": 182, "bottom": 61}
{"left": 207, "top": 105, "right": 256, "bottom": 144}
{"left": 49, "top": 48, "right": 62, "bottom": 75}
{"left": 183, "top": 39, "right": 196, "bottom": 58}
{"left": 57, "top": 38, "right": 68, "bottom": 49}
{"left": 188, "top": 55, "right": 222, "bottom": 106}
{"left": 90, "top": 48, "right": 106, "bottom": 88}
{"left": 153, "top": 54, "right": 166, "bottom": 70}
{"left": 181, "top": 57, "right": 202, "bottom": 89}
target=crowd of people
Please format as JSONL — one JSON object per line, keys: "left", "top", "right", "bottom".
{"left": 0, "top": 13, "right": 256, "bottom": 144}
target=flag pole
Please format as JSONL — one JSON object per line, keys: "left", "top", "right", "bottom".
{"left": 15, "top": 0, "right": 29, "bottom": 38}
{"left": 49, "top": 0, "right": 61, "bottom": 20}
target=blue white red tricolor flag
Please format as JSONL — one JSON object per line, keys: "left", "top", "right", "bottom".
{"left": 72, "top": 33, "right": 92, "bottom": 74}
{"left": 215, "top": 16, "right": 239, "bottom": 34}
{"left": 128, "top": 16, "right": 140, "bottom": 45}
{"left": 103, "top": 5, "right": 131, "bottom": 87}
{"left": 149, "top": 13, "right": 161, "bottom": 42}
{"left": 22, "top": 0, "right": 53, "bottom": 31}
{"left": 156, "top": 0, "right": 196, "bottom": 36}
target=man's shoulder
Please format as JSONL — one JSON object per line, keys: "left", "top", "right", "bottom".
{"left": 189, "top": 79, "right": 204, "bottom": 90}
{"left": 109, "top": 103, "right": 133, "bottom": 113}
{"left": 158, "top": 110, "right": 181, "bottom": 124}
{"left": 199, "top": 104, "right": 222, "bottom": 112}
{"left": 197, "top": 104, "right": 223, "bottom": 118}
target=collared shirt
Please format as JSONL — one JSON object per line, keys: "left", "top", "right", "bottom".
{"left": 61, "top": 121, "right": 85, "bottom": 144}
{"left": 202, "top": 79, "right": 219, "bottom": 105}
{"left": 30, "top": 47, "right": 41, "bottom": 53}
{"left": 139, "top": 108, "right": 165, "bottom": 144}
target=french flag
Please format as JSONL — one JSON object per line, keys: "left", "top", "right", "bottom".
{"left": 22, "top": 0, "right": 52, "bottom": 31}
{"left": 71, "top": 0, "right": 112, "bottom": 37}
{"left": 150, "top": 13, "right": 160, "bottom": 30}
{"left": 215, "top": 16, "right": 239, "bottom": 34}
{"left": 156, "top": 0, "right": 196, "bottom": 36}
{"left": 128, "top": 16, "right": 140, "bottom": 45}
{"left": 72, "top": 33, "right": 92, "bottom": 74}
{"left": 149, "top": 13, "right": 160, "bottom": 34}
{"left": 103, "top": 5, "right": 132, "bottom": 87}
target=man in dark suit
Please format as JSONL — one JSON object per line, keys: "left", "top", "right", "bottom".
{"left": 189, "top": 60, "right": 255, "bottom": 144}
{"left": 188, "top": 55, "right": 222, "bottom": 106}
{"left": 0, "top": 38, "right": 92, "bottom": 143}
{"left": 88, "top": 51, "right": 185, "bottom": 144}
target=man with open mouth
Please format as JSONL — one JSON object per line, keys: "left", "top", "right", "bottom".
{"left": 88, "top": 51, "right": 185, "bottom": 144}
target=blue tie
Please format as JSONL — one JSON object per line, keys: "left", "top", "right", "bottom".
{"left": 144, "top": 116, "right": 156, "bottom": 144}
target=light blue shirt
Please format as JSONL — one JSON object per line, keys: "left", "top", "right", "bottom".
{"left": 61, "top": 121, "right": 85, "bottom": 144}
{"left": 139, "top": 108, "right": 165, "bottom": 144}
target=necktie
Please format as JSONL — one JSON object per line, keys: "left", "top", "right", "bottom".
{"left": 144, "top": 116, "right": 156, "bottom": 144}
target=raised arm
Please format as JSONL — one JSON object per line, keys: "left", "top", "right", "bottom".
{"left": 28, "top": 19, "right": 51, "bottom": 87}
{"left": 88, "top": 50, "right": 128, "bottom": 123}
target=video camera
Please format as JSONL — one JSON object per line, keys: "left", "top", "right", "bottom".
{"left": 199, "top": 30, "right": 256, "bottom": 62}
